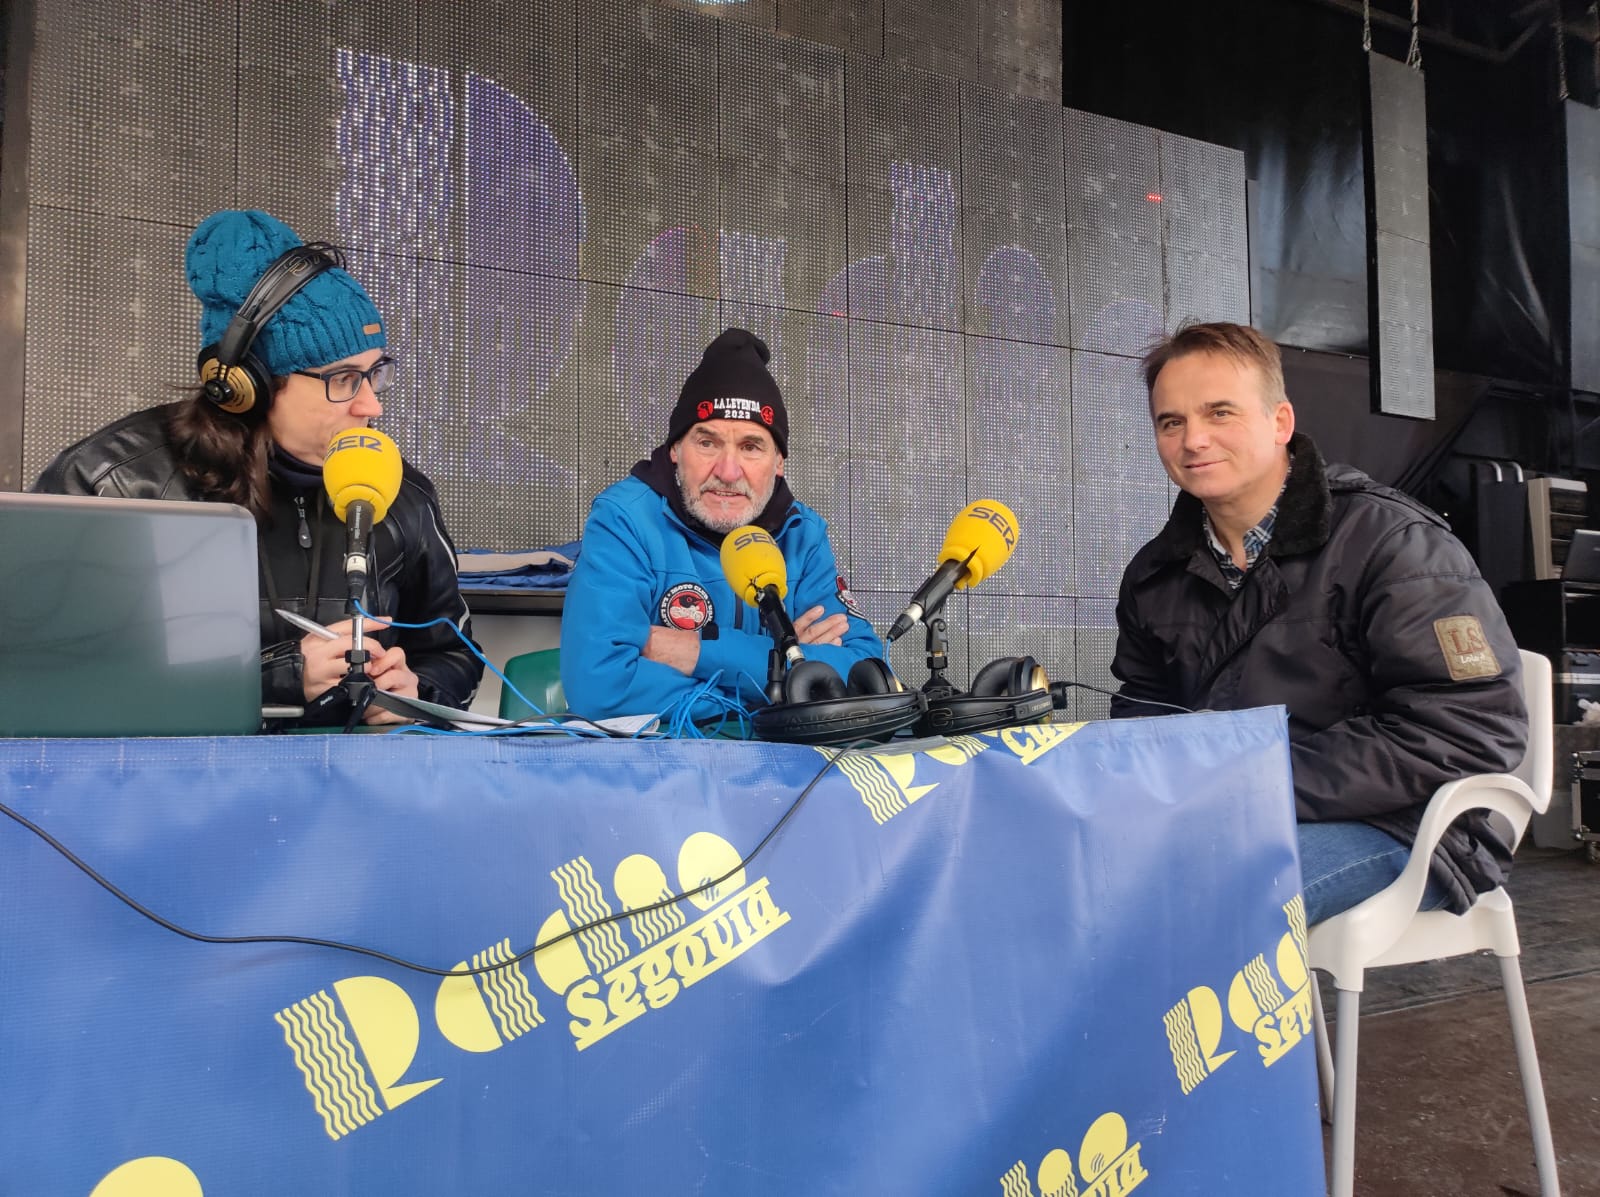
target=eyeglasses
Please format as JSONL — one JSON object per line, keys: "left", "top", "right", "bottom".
{"left": 292, "top": 356, "right": 397, "bottom": 404}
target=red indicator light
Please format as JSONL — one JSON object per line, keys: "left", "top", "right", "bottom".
{"left": 1146, "top": 192, "right": 1163, "bottom": 203}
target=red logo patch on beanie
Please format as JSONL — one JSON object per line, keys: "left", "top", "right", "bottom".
{"left": 760, "top": 405, "right": 774, "bottom": 425}
{"left": 697, "top": 400, "right": 715, "bottom": 420}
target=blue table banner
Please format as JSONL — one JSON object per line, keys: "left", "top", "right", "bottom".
{"left": 0, "top": 708, "right": 1325, "bottom": 1195}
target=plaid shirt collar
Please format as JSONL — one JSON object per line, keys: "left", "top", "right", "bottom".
{"left": 1203, "top": 457, "right": 1293, "bottom": 591}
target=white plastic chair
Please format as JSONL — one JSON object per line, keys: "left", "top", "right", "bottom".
{"left": 1307, "top": 648, "right": 1559, "bottom": 1197}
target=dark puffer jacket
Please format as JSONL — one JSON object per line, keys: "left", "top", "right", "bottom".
{"left": 32, "top": 402, "right": 482, "bottom": 715}
{"left": 1110, "top": 433, "right": 1527, "bottom": 913}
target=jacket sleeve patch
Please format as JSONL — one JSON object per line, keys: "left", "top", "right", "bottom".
{"left": 836, "top": 575, "right": 865, "bottom": 620}
{"left": 1432, "top": 615, "right": 1500, "bottom": 681}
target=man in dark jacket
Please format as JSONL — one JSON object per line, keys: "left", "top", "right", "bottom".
{"left": 1110, "top": 321, "right": 1527, "bottom": 923}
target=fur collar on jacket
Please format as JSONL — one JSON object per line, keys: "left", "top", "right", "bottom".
{"left": 1145, "top": 431, "right": 1333, "bottom": 566}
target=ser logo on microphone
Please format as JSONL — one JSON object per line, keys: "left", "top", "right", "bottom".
{"left": 329, "top": 432, "right": 385, "bottom": 454}
{"left": 967, "top": 504, "right": 1016, "bottom": 548}
{"left": 731, "top": 529, "right": 775, "bottom": 552}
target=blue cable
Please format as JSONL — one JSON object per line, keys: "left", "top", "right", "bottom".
{"left": 350, "top": 601, "right": 612, "bottom": 739}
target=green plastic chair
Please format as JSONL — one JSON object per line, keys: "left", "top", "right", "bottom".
{"left": 498, "top": 648, "right": 566, "bottom": 720}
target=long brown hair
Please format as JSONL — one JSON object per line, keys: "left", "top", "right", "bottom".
{"left": 166, "top": 386, "right": 278, "bottom": 519}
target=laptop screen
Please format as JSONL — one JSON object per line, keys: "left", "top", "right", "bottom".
{"left": 0, "top": 492, "right": 262, "bottom": 736}
{"left": 1565, "top": 528, "right": 1600, "bottom": 583}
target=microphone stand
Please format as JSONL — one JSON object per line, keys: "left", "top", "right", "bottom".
{"left": 339, "top": 567, "right": 375, "bottom": 732}
{"left": 764, "top": 646, "right": 788, "bottom": 705}
{"left": 920, "top": 615, "right": 959, "bottom": 700}
{"left": 755, "top": 584, "right": 804, "bottom": 704}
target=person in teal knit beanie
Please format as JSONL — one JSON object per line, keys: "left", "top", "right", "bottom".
{"left": 32, "top": 209, "right": 483, "bottom": 726}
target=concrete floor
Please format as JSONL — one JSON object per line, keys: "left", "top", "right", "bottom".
{"left": 1317, "top": 846, "right": 1599, "bottom": 1196}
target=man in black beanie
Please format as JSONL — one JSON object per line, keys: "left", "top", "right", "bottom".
{"left": 561, "top": 328, "right": 883, "bottom": 725}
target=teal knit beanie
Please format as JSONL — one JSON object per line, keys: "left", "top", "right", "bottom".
{"left": 186, "top": 209, "right": 385, "bottom": 376}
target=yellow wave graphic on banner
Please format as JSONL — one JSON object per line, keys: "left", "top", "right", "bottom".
{"left": 275, "top": 991, "right": 382, "bottom": 1139}
{"left": 1000, "top": 1160, "right": 1035, "bottom": 1197}
{"left": 615, "top": 852, "right": 688, "bottom": 946}
{"left": 552, "top": 857, "right": 629, "bottom": 971}
{"left": 473, "top": 940, "right": 544, "bottom": 1039}
{"left": 834, "top": 753, "right": 909, "bottom": 824}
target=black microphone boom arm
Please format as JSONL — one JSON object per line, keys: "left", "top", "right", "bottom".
{"left": 755, "top": 585, "right": 805, "bottom": 664}
{"left": 887, "top": 549, "right": 976, "bottom": 642}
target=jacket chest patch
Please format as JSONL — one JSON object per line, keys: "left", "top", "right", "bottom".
{"left": 660, "top": 582, "right": 714, "bottom": 631}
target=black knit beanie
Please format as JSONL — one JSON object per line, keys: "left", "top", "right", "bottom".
{"left": 664, "top": 328, "right": 788, "bottom": 455}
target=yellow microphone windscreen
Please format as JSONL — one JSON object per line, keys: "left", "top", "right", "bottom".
{"left": 323, "top": 427, "right": 403, "bottom": 522}
{"left": 938, "top": 500, "right": 1019, "bottom": 589}
{"left": 721, "top": 525, "right": 788, "bottom": 606}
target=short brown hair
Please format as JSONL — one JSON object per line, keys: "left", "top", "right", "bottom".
{"left": 1140, "top": 321, "right": 1287, "bottom": 411}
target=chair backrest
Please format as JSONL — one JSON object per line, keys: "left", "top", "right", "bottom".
{"left": 1505, "top": 648, "right": 1554, "bottom": 848}
{"left": 498, "top": 648, "right": 566, "bottom": 720}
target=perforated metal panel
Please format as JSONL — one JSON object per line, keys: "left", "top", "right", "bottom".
{"left": 977, "top": 0, "right": 1062, "bottom": 101}
{"left": 1367, "top": 54, "right": 1429, "bottom": 245}
{"left": 846, "top": 320, "right": 966, "bottom": 591}
{"left": 578, "top": 0, "right": 719, "bottom": 293}
{"left": 660, "top": 0, "right": 776, "bottom": 26}
{"left": 1159, "top": 130, "right": 1247, "bottom": 262}
{"left": 1069, "top": 350, "right": 1172, "bottom": 598}
{"left": 967, "top": 591, "right": 1071, "bottom": 699}
{"left": 964, "top": 337, "right": 1071, "bottom": 595}
{"left": 30, "top": 2, "right": 235, "bottom": 224}
{"left": 237, "top": 1, "right": 416, "bottom": 240}
{"left": 23, "top": 211, "right": 194, "bottom": 483}
{"left": 1366, "top": 53, "right": 1434, "bottom": 419}
{"left": 1071, "top": 597, "right": 1119, "bottom": 721}
{"left": 1573, "top": 242, "right": 1600, "bottom": 396}
{"left": 776, "top": 0, "right": 883, "bottom": 56}
{"left": 845, "top": 54, "right": 964, "bottom": 331}
{"left": 720, "top": 23, "right": 847, "bottom": 316}
{"left": 884, "top": 0, "right": 977, "bottom": 83}
{"left": 1372, "top": 230, "right": 1435, "bottom": 421}
{"left": 960, "top": 83, "right": 1067, "bottom": 345}
{"left": 1062, "top": 108, "right": 1161, "bottom": 243}
{"left": 777, "top": 312, "right": 853, "bottom": 560}
{"left": 577, "top": 281, "right": 716, "bottom": 516}
{"left": 1066, "top": 229, "right": 1163, "bottom": 358}
{"left": 1568, "top": 101, "right": 1600, "bottom": 394}
{"left": 1165, "top": 247, "right": 1250, "bottom": 332}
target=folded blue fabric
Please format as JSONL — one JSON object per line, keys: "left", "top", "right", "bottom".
{"left": 458, "top": 541, "right": 581, "bottom": 590}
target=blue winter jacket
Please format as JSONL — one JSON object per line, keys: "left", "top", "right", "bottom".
{"left": 561, "top": 476, "right": 883, "bottom": 723}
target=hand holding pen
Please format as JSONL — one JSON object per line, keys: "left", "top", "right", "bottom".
{"left": 275, "top": 609, "right": 420, "bottom": 724}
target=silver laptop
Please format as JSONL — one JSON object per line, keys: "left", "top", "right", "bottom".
{"left": 1564, "top": 528, "right": 1600, "bottom": 583}
{"left": 0, "top": 492, "right": 262, "bottom": 736}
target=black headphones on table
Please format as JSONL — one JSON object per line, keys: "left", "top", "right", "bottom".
{"left": 916, "top": 653, "right": 1054, "bottom": 736}
{"left": 195, "top": 244, "right": 337, "bottom": 416}
{"left": 752, "top": 657, "right": 927, "bottom": 747}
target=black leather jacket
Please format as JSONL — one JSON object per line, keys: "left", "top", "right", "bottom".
{"left": 1111, "top": 433, "right": 1527, "bottom": 913}
{"left": 32, "top": 403, "right": 482, "bottom": 716}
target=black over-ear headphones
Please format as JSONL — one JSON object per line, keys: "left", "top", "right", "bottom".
{"left": 917, "top": 653, "right": 1053, "bottom": 736}
{"left": 752, "top": 657, "right": 927, "bottom": 746}
{"left": 195, "top": 244, "right": 337, "bottom": 416}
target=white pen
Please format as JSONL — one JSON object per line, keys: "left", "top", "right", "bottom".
{"left": 275, "top": 608, "right": 339, "bottom": 641}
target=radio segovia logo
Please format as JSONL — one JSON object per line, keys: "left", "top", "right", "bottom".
{"left": 274, "top": 830, "right": 789, "bottom": 1140}
{"left": 1000, "top": 1110, "right": 1150, "bottom": 1197}
{"left": 1162, "top": 896, "right": 1311, "bottom": 1095}
{"left": 831, "top": 722, "right": 1083, "bottom": 825}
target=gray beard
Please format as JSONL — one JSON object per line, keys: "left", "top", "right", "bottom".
{"left": 680, "top": 473, "right": 776, "bottom": 534}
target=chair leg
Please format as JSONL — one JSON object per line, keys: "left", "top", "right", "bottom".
{"left": 1498, "top": 954, "right": 1562, "bottom": 1196}
{"left": 1329, "top": 987, "right": 1362, "bottom": 1197}
{"left": 1310, "top": 975, "right": 1334, "bottom": 1120}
